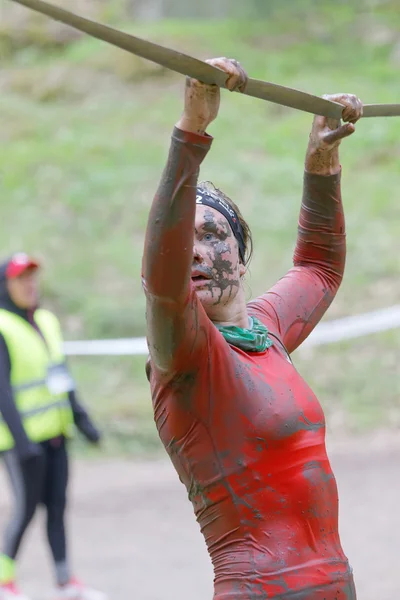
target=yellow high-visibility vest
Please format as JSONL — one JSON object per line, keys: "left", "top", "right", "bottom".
{"left": 0, "top": 308, "right": 74, "bottom": 451}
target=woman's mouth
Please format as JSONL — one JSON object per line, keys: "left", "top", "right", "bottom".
{"left": 191, "top": 271, "right": 211, "bottom": 286}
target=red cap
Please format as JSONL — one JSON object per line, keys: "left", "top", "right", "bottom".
{"left": 6, "top": 253, "right": 40, "bottom": 280}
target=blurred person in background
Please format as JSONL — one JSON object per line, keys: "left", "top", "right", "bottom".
{"left": 142, "top": 57, "right": 362, "bottom": 599}
{"left": 0, "top": 253, "right": 106, "bottom": 600}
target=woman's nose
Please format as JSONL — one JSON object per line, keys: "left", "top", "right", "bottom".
{"left": 193, "top": 244, "right": 203, "bottom": 261}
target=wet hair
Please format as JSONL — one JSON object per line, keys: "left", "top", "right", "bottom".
{"left": 196, "top": 181, "right": 253, "bottom": 266}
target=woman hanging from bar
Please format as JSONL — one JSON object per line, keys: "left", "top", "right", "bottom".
{"left": 142, "top": 56, "right": 362, "bottom": 599}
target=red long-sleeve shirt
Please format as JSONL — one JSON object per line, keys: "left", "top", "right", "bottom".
{"left": 142, "top": 128, "right": 356, "bottom": 600}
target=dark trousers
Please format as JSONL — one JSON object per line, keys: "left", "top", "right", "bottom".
{"left": 1, "top": 437, "right": 70, "bottom": 584}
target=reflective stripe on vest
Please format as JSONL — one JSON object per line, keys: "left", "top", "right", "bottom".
{"left": 0, "top": 398, "right": 71, "bottom": 423}
{"left": 13, "top": 377, "right": 47, "bottom": 393}
{"left": 11, "top": 361, "right": 70, "bottom": 393}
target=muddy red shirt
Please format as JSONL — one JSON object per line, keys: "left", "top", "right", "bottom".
{"left": 143, "top": 128, "right": 356, "bottom": 599}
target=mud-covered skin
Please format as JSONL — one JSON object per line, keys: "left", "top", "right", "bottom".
{"left": 194, "top": 205, "right": 241, "bottom": 306}
{"left": 142, "top": 129, "right": 356, "bottom": 599}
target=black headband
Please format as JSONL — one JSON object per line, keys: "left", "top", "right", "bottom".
{"left": 196, "top": 189, "right": 246, "bottom": 263}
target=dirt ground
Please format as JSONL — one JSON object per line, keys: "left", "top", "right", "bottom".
{"left": 1, "top": 432, "right": 399, "bottom": 600}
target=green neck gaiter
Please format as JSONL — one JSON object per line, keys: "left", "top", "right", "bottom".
{"left": 215, "top": 316, "right": 273, "bottom": 353}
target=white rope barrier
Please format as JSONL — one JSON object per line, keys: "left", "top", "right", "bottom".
{"left": 63, "top": 305, "right": 400, "bottom": 356}
{"left": 301, "top": 304, "right": 400, "bottom": 348}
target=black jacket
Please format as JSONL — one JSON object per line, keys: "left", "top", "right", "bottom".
{"left": 0, "top": 259, "right": 100, "bottom": 458}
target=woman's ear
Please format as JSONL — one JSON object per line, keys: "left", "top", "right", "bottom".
{"left": 239, "top": 261, "right": 247, "bottom": 278}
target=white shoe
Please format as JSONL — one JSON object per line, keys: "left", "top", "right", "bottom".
{"left": 55, "top": 579, "right": 107, "bottom": 600}
{"left": 0, "top": 583, "right": 31, "bottom": 600}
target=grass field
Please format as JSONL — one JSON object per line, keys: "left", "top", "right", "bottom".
{"left": 1, "top": 4, "right": 399, "bottom": 453}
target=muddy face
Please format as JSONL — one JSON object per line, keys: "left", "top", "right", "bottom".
{"left": 192, "top": 205, "right": 245, "bottom": 311}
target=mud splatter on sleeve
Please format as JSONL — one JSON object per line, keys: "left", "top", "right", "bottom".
{"left": 248, "top": 171, "right": 345, "bottom": 353}
{"left": 142, "top": 127, "right": 213, "bottom": 373}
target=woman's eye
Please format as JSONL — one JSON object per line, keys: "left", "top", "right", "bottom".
{"left": 203, "top": 233, "right": 215, "bottom": 242}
